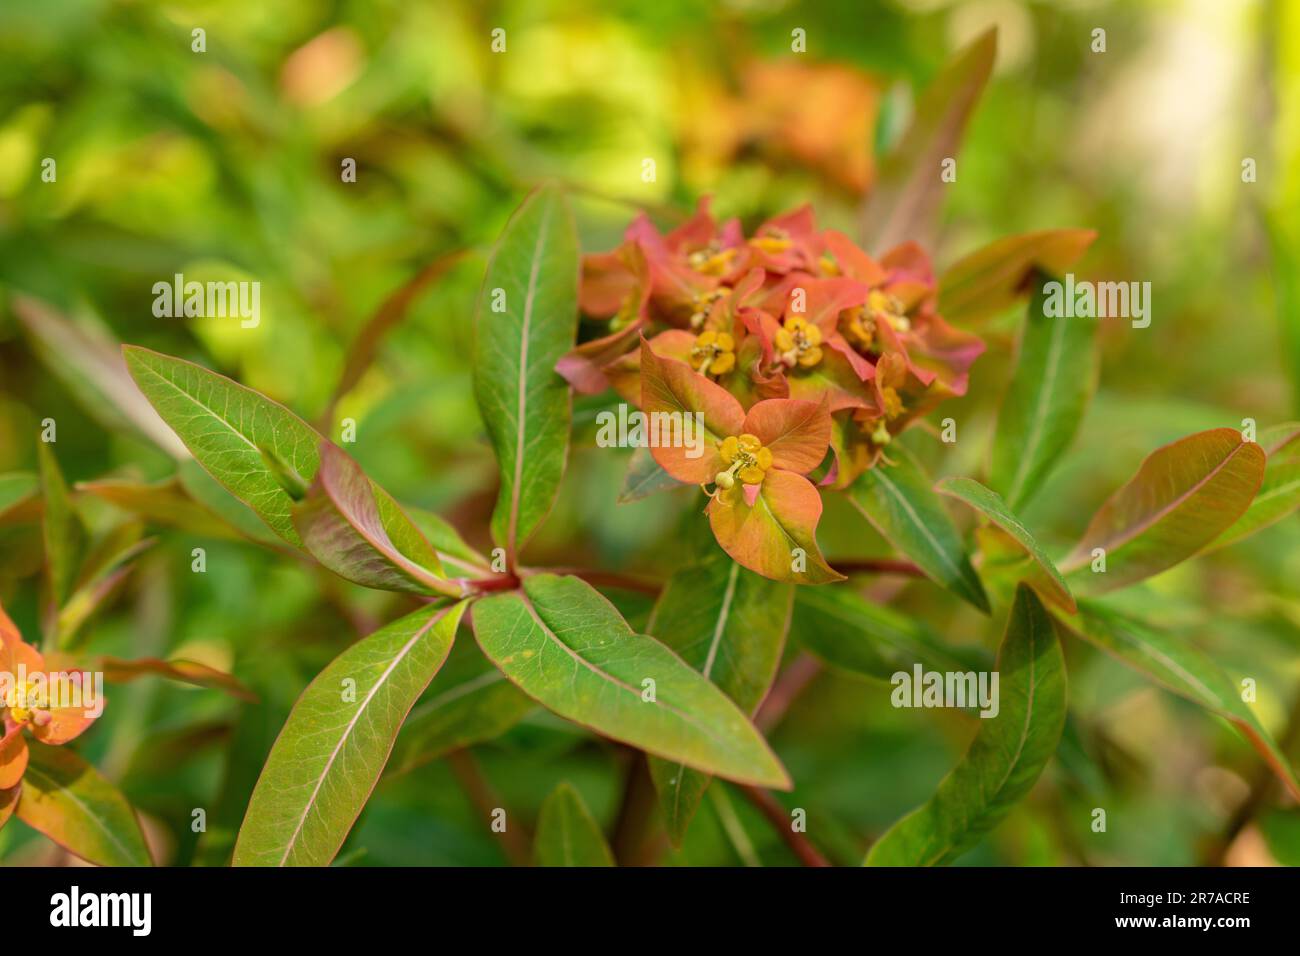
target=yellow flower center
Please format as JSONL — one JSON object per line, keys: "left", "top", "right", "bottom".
{"left": 751, "top": 231, "right": 793, "bottom": 255}
{"left": 818, "top": 253, "right": 840, "bottom": 276}
{"left": 688, "top": 243, "right": 739, "bottom": 277}
{"left": 841, "top": 305, "right": 875, "bottom": 352}
{"left": 716, "top": 433, "right": 774, "bottom": 489}
{"left": 8, "top": 679, "right": 47, "bottom": 726}
{"left": 869, "top": 289, "right": 911, "bottom": 332}
{"left": 773, "top": 316, "right": 823, "bottom": 368}
{"left": 688, "top": 286, "right": 731, "bottom": 329}
{"left": 689, "top": 330, "right": 736, "bottom": 377}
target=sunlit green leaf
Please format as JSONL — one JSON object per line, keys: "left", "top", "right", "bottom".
{"left": 472, "top": 574, "right": 790, "bottom": 789}
{"left": 234, "top": 601, "right": 468, "bottom": 866}
{"left": 473, "top": 184, "right": 579, "bottom": 565}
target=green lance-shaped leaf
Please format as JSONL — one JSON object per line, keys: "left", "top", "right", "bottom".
{"left": 533, "top": 782, "right": 615, "bottom": 867}
{"left": 866, "top": 584, "right": 1066, "bottom": 866}
{"left": 645, "top": 557, "right": 793, "bottom": 844}
{"left": 387, "top": 637, "right": 534, "bottom": 777}
{"left": 938, "top": 230, "right": 1097, "bottom": 327}
{"left": 1059, "top": 600, "right": 1300, "bottom": 801}
{"left": 37, "top": 442, "right": 85, "bottom": 609}
{"left": 989, "top": 272, "right": 1098, "bottom": 511}
{"left": 292, "top": 441, "right": 455, "bottom": 597}
{"left": 936, "top": 476, "right": 1074, "bottom": 612}
{"left": 846, "top": 446, "right": 989, "bottom": 613}
{"left": 472, "top": 574, "right": 791, "bottom": 789}
{"left": 1060, "top": 428, "right": 1265, "bottom": 594}
{"left": 792, "top": 584, "right": 991, "bottom": 681}
{"left": 473, "top": 184, "right": 579, "bottom": 566}
{"left": 17, "top": 742, "right": 152, "bottom": 866}
{"left": 78, "top": 476, "right": 245, "bottom": 540}
{"left": 123, "top": 345, "right": 324, "bottom": 546}
{"left": 124, "top": 346, "right": 453, "bottom": 591}
{"left": 234, "top": 601, "right": 468, "bottom": 866}
{"left": 860, "top": 28, "right": 996, "bottom": 254}
{"left": 1209, "top": 423, "right": 1300, "bottom": 551}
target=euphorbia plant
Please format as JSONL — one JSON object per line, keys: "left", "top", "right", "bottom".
{"left": 10, "top": 29, "right": 1299, "bottom": 868}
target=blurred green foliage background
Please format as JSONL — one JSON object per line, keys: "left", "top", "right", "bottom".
{"left": 1, "top": 0, "right": 1298, "bottom": 866}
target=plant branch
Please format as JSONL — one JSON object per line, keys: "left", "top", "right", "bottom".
{"left": 831, "top": 558, "right": 925, "bottom": 577}
{"left": 445, "top": 748, "right": 531, "bottom": 866}
{"left": 738, "top": 785, "right": 830, "bottom": 867}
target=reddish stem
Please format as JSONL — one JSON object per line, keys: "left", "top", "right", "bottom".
{"left": 831, "top": 558, "right": 924, "bottom": 576}
{"left": 738, "top": 786, "right": 831, "bottom": 867}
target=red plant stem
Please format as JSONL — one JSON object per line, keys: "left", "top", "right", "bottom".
{"left": 831, "top": 558, "right": 924, "bottom": 576}
{"left": 461, "top": 573, "right": 521, "bottom": 595}
{"left": 445, "top": 749, "right": 531, "bottom": 866}
{"left": 738, "top": 786, "right": 830, "bottom": 867}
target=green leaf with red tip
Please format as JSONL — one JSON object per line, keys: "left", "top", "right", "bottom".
{"left": 939, "top": 230, "right": 1098, "bottom": 326}
{"left": 860, "top": 28, "right": 997, "bottom": 254}
{"left": 866, "top": 585, "right": 1066, "bottom": 866}
{"left": 646, "top": 556, "right": 793, "bottom": 844}
{"left": 473, "top": 184, "right": 580, "bottom": 565}
{"left": 989, "top": 273, "right": 1099, "bottom": 511}
{"left": 534, "top": 782, "right": 615, "bottom": 867}
{"left": 1057, "top": 600, "right": 1300, "bottom": 802}
{"left": 936, "top": 476, "right": 1074, "bottom": 612}
{"left": 96, "top": 655, "right": 255, "bottom": 701}
{"left": 639, "top": 338, "right": 744, "bottom": 484}
{"left": 846, "top": 448, "right": 989, "bottom": 612}
{"left": 1061, "top": 428, "right": 1265, "bottom": 594}
{"left": 472, "top": 574, "right": 790, "bottom": 789}
{"left": 17, "top": 742, "right": 152, "bottom": 866}
{"left": 234, "top": 601, "right": 468, "bottom": 866}
{"left": 708, "top": 469, "right": 843, "bottom": 585}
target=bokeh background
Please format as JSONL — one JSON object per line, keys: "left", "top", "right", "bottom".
{"left": 1, "top": 0, "right": 1298, "bottom": 865}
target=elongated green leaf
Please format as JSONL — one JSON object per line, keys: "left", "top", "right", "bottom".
{"left": 645, "top": 557, "right": 793, "bottom": 844}
{"left": 407, "top": 507, "right": 492, "bottom": 576}
{"left": 860, "top": 29, "right": 996, "bottom": 254}
{"left": 534, "top": 782, "right": 615, "bottom": 866}
{"left": 293, "top": 442, "right": 454, "bottom": 596}
{"left": 124, "top": 345, "right": 324, "bottom": 546}
{"left": 124, "top": 347, "right": 452, "bottom": 591}
{"left": 473, "top": 184, "right": 579, "bottom": 565}
{"left": 989, "top": 273, "right": 1097, "bottom": 510}
{"left": 177, "top": 457, "right": 284, "bottom": 547}
{"left": 17, "top": 742, "right": 152, "bottom": 866}
{"left": 846, "top": 447, "right": 989, "bottom": 612}
{"left": 938, "top": 230, "right": 1096, "bottom": 326}
{"left": 37, "top": 442, "right": 84, "bottom": 608}
{"left": 473, "top": 574, "right": 790, "bottom": 789}
{"left": 388, "top": 638, "right": 534, "bottom": 776}
{"left": 1061, "top": 428, "right": 1265, "bottom": 593}
{"left": 234, "top": 601, "right": 468, "bottom": 866}
{"left": 1060, "top": 600, "right": 1300, "bottom": 801}
{"left": 866, "top": 585, "right": 1066, "bottom": 865}
{"left": 792, "top": 585, "right": 990, "bottom": 681}
{"left": 96, "top": 655, "right": 255, "bottom": 701}
{"left": 936, "top": 476, "right": 1074, "bottom": 612}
